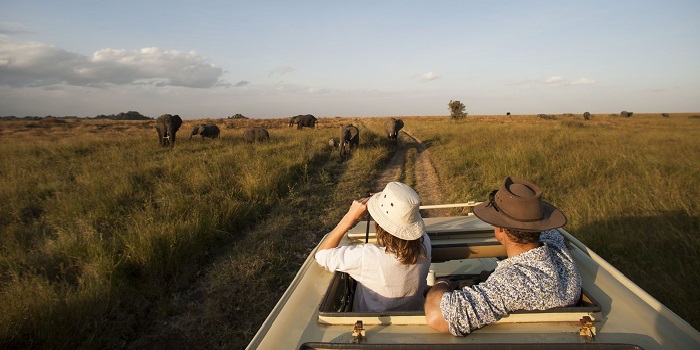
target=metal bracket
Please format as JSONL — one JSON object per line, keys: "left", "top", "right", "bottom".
{"left": 579, "top": 316, "right": 596, "bottom": 342}
{"left": 351, "top": 320, "right": 366, "bottom": 343}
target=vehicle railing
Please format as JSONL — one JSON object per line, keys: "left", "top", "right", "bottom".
{"left": 419, "top": 201, "right": 482, "bottom": 210}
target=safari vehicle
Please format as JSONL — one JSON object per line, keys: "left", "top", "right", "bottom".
{"left": 246, "top": 203, "right": 700, "bottom": 349}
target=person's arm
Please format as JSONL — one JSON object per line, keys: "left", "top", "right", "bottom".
{"left": 318, "top": 198, "right": 369, "bottom": 251}
{"left": 424, "top": 280, "right": 452, "bottom": 333}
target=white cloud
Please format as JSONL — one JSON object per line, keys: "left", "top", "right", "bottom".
{"left": 0, "top": 35, "right": 224, "bottom": 88}
{"left": 268, "top": 66, "right": 294, "bottom": 76}
{"left": 307, "top": 87, "right": 331, "bottom": 94}
{"left": 235, "top": 80, "right": 250, "bottom": 87}
{"left": 544, "top": 76, "right": 564, "bottom": 84}
{"left": 419, "top": 71, "right": 440, "bottom": 81}
{"left": 570, "top": 77, "right": 596, "bottom": 85}
{"left": 543, "top": 75, "right": 596, "bottom": 86}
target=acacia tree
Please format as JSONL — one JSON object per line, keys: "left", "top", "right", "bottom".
{"left": 448, "top": 100, "right": 467, "bottom": 120}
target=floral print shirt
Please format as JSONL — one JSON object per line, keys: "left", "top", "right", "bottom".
{"left": 440, "top": 229, "right": 582, "bottom": 336}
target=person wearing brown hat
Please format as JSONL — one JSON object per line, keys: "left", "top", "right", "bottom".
{"left": 315, "top": 182, "right": 432, "bottom": 312}
{"left": 425, "top": 177, "right": 582, "bottom": 336}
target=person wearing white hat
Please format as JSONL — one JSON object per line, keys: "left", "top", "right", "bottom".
{"left": 424, "top": 177, "right": 581, "bottom": 336}
{"left": 315, "top": 182, "right": 432, "bottom": 312}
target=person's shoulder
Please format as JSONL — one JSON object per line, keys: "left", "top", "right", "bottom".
{"left": 540, "top": 229, "right": 561, "bottom": 238}
{"left": 540, "top": 229, "right": 565, "bottom": 246}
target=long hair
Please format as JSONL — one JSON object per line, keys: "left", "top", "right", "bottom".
{"left": 375, "top": 223, "right": 426, "bottom": 265}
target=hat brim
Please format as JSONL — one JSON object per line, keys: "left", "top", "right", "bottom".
{"left": 473, "top": 201, "right": 566, "bottom": 232}
{"left": 367, "top": 192, "right": 425, "bottom": 241}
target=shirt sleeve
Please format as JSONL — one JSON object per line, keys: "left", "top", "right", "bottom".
{"left": 315, "top": 244, "right": 365, "bottom": 275}
{"left": 439, "top": 282, "right": 509, "bottom": 336}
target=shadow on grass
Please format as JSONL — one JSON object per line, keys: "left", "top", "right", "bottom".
{"left": 573, "top": 210, "right": 699, "bottom": 330}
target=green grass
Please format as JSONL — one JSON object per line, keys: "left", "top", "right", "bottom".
{"left": 403, "top": 114, "right": 700, "bottom": 328}
{"left": 0, "top": 114, "right": 698, "bottom": 348}
{"left": 0, "top": 123, "right": 381, "bottom": 348}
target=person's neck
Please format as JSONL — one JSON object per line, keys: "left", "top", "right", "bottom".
{"left": 504, "top": 241, "right": 541, "bottom": 258}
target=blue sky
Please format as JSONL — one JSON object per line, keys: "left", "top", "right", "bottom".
{"left": 1, "top": 0, "right": 699, "bottom": 119}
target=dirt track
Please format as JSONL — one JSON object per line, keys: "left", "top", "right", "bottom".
{"left": 372, "top": 130, "right": 447, "bottom": 217}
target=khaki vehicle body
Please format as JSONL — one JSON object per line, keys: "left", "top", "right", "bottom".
{"left": 247, "top": 205, "right": 700, "bottom": 349}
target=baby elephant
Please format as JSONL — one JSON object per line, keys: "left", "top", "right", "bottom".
{"left": 190, "top": 123, "right": 220, "bottom": 140}
{"left": 243, "top": 127, "right": 270, "bottom": 143}
{"left": 339, "top": 123, "right": 359, "bottom": 160}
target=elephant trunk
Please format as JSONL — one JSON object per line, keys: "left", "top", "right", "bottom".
{"left": 169, "top": 126, "right": 176, "bottom": 148}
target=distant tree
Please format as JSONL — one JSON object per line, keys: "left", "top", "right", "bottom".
{"left": 94, "top": 111, "right": 151, "bottom": 120}
{"left": 448, "top": 100, "right": 467, "bottom": 120}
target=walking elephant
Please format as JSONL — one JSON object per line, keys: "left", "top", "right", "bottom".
{"left": 384, "top": 117, "right": 404, "bottom": 141}
{"left": 243, "top": 127, "right": 270, "bottom": 143}
{"left": 339, "top": 123, "right": 359, "bottom": 161}
{"left": 155, "top": 114, "right": 183, "bottom": 148}
{"left": 288, "top": 114, "right": 317, "bottom": 129}
{"left": 190, "top": 123, "right": 220, "bottom": 140}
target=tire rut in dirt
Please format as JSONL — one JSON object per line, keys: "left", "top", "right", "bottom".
{"left": 372, "top": 131, "right": 447, "bottom": 218}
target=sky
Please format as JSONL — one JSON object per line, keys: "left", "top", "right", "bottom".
{"left": 1, "top": 0, "right": 699, "bottom": 119}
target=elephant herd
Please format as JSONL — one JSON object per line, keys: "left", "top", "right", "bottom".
{"left": 154, "top": 114, "right": 405, "bottom": 162}
{"left": 154, "top": 113, "right": 268, "bottom": 148}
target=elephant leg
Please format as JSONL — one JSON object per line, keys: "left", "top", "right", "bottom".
{"left": 170, "top": 133, "right": 176, "bottom": 147}
{"left": 158, "top": 129, "right": 167, "bottom": 146}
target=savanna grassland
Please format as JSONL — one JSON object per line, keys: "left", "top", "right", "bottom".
{"left": 0, "top": 113, "right": 698, "bottom": 349}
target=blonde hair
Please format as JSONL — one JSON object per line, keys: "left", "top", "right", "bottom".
{"left": 375, "top": 223, "right": 426, "bottom": 265}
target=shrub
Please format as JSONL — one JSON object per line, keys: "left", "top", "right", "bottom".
{"left": 448, "top": 100, "right": 467, "bottom": 120}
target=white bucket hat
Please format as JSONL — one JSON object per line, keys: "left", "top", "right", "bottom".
{"left": 367, "top": 182, "right": 425, "bottom": 240}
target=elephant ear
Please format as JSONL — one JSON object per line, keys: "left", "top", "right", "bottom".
{"left": 172, "top": 115, "right": 183, "bottom": 131}
{"left": 396, "top": 119, "right": 404, "bottom": 129}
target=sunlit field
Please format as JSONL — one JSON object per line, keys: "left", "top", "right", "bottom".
{"left": 0, "top": 113, "right": 698, "bottom": 348}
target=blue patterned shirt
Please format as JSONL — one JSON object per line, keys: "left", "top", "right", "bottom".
{"left": 440, "top": 230, "right": 582, "bottom": 336}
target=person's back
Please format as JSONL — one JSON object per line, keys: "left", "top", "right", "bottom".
{"left": 425, "top": 177, "right": 581, "bottom": 335}
{"left": 439, "top": 229, "right": 580, "bottom": 335}
{"left": 316, "top": 233, "right": 431, "bottom": 312}
{"left": 315, "top": 182, "right": 431, "bottom": 312}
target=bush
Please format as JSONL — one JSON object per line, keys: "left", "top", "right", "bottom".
{"left": 448, "top": 100, "right": 467, "bottom": 120}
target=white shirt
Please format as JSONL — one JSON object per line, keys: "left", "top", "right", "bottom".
{"left": 315, "top": 233, "right": 432, "bottom": 312}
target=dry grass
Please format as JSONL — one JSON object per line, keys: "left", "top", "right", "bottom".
{"left": 0, "top": 113, "right": 698, "bottom": 349}
{"left": 402, "top": 113, "right": 700, "bottom": 329}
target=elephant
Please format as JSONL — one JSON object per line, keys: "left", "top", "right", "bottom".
{"left": 243, "top": 127, "right": 270, "bottom": 143}
{"left": 155, "top": 114, "right": 183, "bottom": 148}
{"left": 339, "top": 123, "right": 359, "bottom": 161}
{"left": 621, "top": 111, "right": 633, "bottom": 118}
{"left": 383, "top": 117, "right": 404, "bottom": 141}
{"left": 288, "top": 114, "right": 317, "bottom": 129}
{"left": 190, "top": 123, "right": 220, "bottom": 140}
{"left": 583, "top": 112, "right": 591, "bottom": 120}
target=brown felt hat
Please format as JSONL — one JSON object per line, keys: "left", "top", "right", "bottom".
{"left": 473, "top": 177, "right": 566, "bottom": 232}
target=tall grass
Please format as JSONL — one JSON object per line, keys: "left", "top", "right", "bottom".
{"left": 0, "top": 121, "right": 373, "bottom": 348}
{"left": 1, "top": 114, "right": 698, "bottom": 348}
{"left": 403, "top": 114, "right": 700, "bottom": 328}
